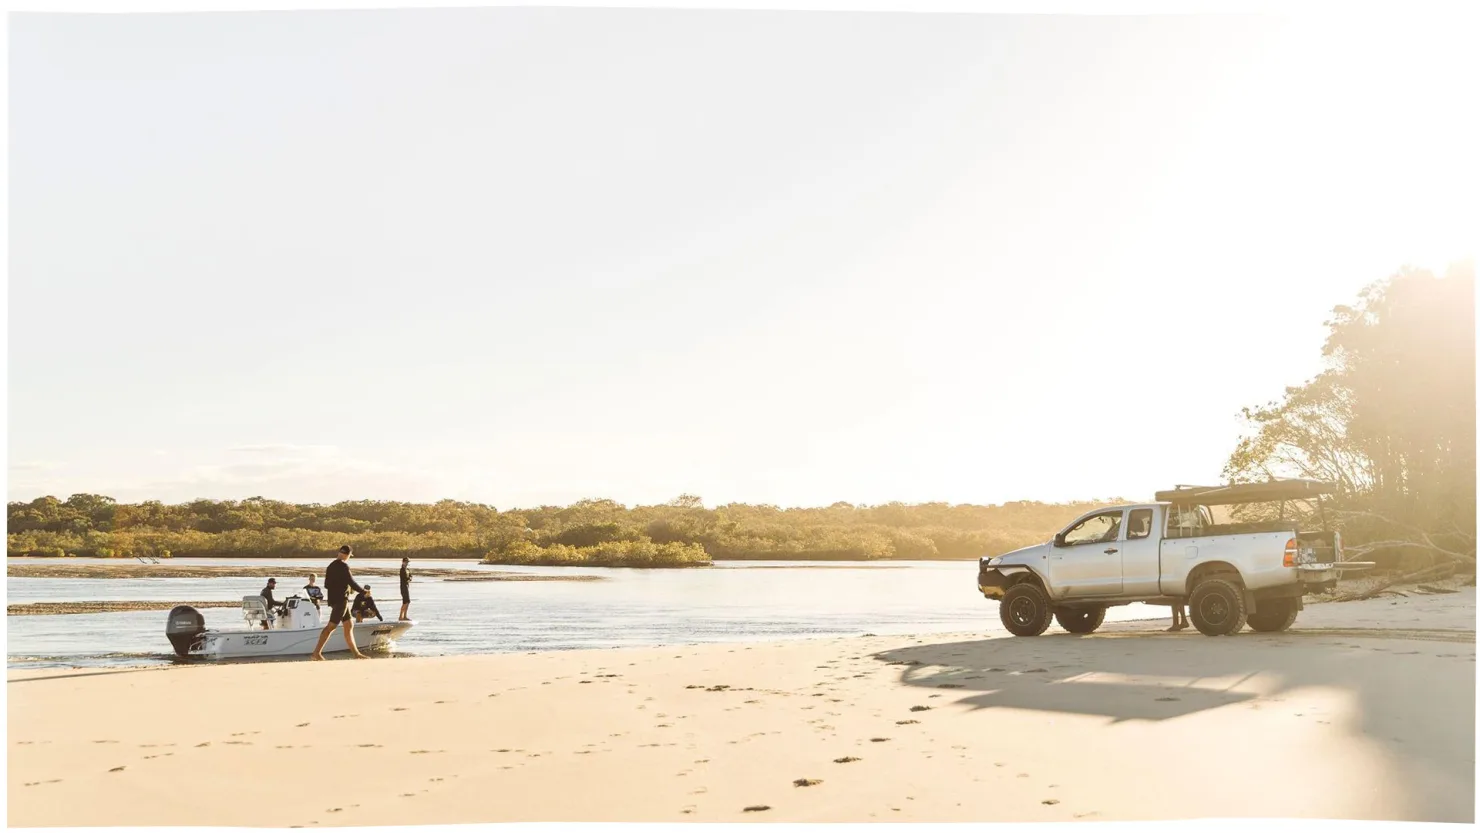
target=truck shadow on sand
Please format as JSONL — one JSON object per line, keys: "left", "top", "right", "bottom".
{"left": 873, "top": 629, "right": 1476, "bottom": 819}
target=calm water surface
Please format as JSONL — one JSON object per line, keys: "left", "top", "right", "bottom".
{"left": 6, "top": 558, "right": 1161, "bottom": 669}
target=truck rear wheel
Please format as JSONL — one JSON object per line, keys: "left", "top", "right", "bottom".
{"left": 1246, "top": 598, "right": 1299, "bottom": 632}
{"left": 1000, "top": 583, "right": 1052, "bottom": 637}
{"left": 1054, "top": 606, "right": 1106, "bottom": 634}
{"left": 1188, "top": 577, "right": 1247, "bottom": 636}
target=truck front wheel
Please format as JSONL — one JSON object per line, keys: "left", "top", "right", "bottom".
{"left": 1246, "top": 598, "right": 1299, "bottom": 632}
{"left": 1188, "top": 577, "right": 1248, "bottom": 636}
{"left": 1055, "top": 606, "right": 1106, "bottom": 634}
{"left": 1000, "top": 583, "right": 1053, "bottom": 636}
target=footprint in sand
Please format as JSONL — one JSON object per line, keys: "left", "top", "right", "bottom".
{"left": 937, "top": 684, "right": 963, "bottom": 689}
{"left": 834, "top": 756, "right": 862, "bottom": 763}
{"left": 1155, "top": 697, "right": 1181, "bottom": 702}
{"left": 870, "top": 738, "right": 890, "bottom": 743}
{"left": 910, "top": 706, "right": 932, "bottom": 712}
{"left": 109, "top": 766, "right": 126, "bottom": 773}
{"left": 297, "top": 723, "right": 311, "bottom": 727}
{"left": 1042, "top": 799, "right": 1060, "bottom": 805}
{"left": 794, "top": 778, "right": 823, "bottom": 787}
{"left": 196, "top": 742, "right": 211, "bottom": 747}
{"left": 896, "top": 720, "right": 920, "bottom": 725}
{"left": 743, "top": 805, "right": 771, "bottom": 813}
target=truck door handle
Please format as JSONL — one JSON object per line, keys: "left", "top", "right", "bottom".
{"left": 1104, "top": 548, "right": 1118, "bottom": 554}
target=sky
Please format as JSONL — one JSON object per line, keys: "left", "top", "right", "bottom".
{"left": 7, "top": 7, "right": 1477, "bottom": 510}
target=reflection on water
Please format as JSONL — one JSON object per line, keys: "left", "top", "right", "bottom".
{"left": 7, "top": 558, "right": 1161, "bottom": 669}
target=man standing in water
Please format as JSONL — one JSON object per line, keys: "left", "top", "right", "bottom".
{"left": 398, "top": 557, "right": 413, "bottom": 621}
{"left": 311, "top": 545, "right": 369, "bottom": 661}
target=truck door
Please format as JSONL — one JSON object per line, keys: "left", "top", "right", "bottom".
{"left": 1048, "top": 509, "right": 1126, "bottom": 597}
{"left": 1118, "top": 507, "right": 1161, "bottom": 596}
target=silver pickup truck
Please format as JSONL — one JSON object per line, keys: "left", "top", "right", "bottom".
{"left": 977, "top": 479, "right": 1373, "bottom": 636}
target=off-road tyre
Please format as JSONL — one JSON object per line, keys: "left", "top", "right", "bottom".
{"left": 1246, "top": 597, "right": 1299, "bottom": 632}
{"left": 1188, "top": 577, "right": 1248, "bottom": 636}
{"left": 1054, "top": 606, "right": 1107, "bottom": 635}
{"left": 1000, "top": 582, "right": 1053, "bottom": 637}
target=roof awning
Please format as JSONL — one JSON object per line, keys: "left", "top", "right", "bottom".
{"left": 1154, "top": 479, "right": 1339, "bottom": 506}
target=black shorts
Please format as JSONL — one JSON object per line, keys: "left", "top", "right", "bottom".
{"left": 401, "top": 589, "right": 411, "bottom": 604}
{"left": 329, "top": 599, "right": 350, "bottom": 624}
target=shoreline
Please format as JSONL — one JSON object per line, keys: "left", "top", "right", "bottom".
{"left": 8, "top": 590, "right": 1473, "bottom": 825}
{"left": 4, "top": 562, "right": 605, "bottom": 581}
{"left": 8, "top": 600, "right": 243, "bottom": 616}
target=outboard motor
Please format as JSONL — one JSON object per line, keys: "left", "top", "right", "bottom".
{"left": 166, "top": 605, "right": 206, "bottom": 658}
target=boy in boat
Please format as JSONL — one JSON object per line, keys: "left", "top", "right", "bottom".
{"left": 399, "top": 557, "right": 412, "bottom": 621}
{"left": 310, "top": 545, "right": 369, "bottom": 661}
{"left": 353, "top": 585, "right": 384, "bottom": 623}
{"left": 302, "top": 574, "right": 325, "bottom": 610}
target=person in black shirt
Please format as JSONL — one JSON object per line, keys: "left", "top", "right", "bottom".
{"left": 398, "top": 557, "right": 412, "bottom": 621}
{"left": 310, "top": 545, "right": 368, "bottom": 660}
{"left": 353, "top": 585, "right": 383, "bottom": 623}
{"left": 259, "top": 578, "right": 282, "bottom": 630}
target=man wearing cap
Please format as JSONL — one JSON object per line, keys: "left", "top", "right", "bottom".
{"left": 259, "top": 578, "right": 281, "bottom": 630}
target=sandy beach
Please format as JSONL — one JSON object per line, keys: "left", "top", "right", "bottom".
{"left": 8, "top": 590, "right": 1474, "bottom": 826}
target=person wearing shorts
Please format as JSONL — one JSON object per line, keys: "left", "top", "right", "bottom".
{"left": 311, "top": 545, "right": 368, "bottom": 661}
{"left": 398, "top": 557, "right": 412, "bottom": 621}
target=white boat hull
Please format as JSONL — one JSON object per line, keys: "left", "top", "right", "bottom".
{"left": 168, "top": 594, "right": 415, "bottom": 660}
{"left": 193, "top": 620, "right": 415, "bottom": 659}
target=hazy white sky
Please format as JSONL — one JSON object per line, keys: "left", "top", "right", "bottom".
{"left": 7, "top": 8, "right": 1476, "bottom": 509}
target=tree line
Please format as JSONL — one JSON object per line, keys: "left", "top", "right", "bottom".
{"left": 6, "top": 492, "right": 1119, "bottom": 565}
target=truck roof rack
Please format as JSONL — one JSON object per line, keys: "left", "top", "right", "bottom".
{"left": 1154, "top": 479, "right": 1339, "bottom": 506}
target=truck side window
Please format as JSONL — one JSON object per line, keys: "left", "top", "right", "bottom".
{"left": 1062, "top": 512, "right": 1123, "bottom": 546}
{"left": 1126, "top": 508, "right": 1153, "bottom": 540}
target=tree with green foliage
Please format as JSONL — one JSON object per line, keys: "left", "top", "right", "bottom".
{"left": 1225, "top": 262, "right": 1476, "bottom": 571}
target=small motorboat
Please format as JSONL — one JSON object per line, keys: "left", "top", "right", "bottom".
{"left": 166, "top": 594, "right": 414, "bottom": 659}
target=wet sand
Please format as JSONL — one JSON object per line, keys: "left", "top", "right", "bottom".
{"left": 8, "top": 601, "right": 243, "bottom": 616}
{"left": 5, "top": 562, "right": 602, "bottom": 581}
{"left": 7, "top": 589, "right": 1473, "bottom": 826}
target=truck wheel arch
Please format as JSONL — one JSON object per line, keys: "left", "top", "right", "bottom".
{"left": 1185, "top": 561, "right": 1244, "bottom": 594}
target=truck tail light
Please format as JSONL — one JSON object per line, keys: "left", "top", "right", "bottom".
{"left": 1283, "top": 538, "right": 1299, "bottom": 567}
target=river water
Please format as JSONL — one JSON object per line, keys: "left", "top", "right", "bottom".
{"left": 6, "top": 558, "right": 1163, "bottom": 669}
